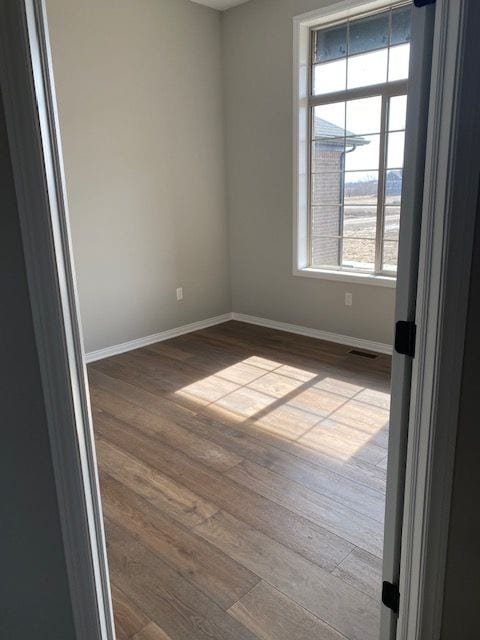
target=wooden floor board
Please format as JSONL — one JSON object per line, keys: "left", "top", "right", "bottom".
{"left": 229, "top": 581, "right": 348, "bottom": 640}
{"left": 100, "top": 470, "right": 260, "bottom": 609}
{"left": 91, "top": 387, "right": 242, "bottom": 472}
{"left": 110, "top": 583, "right": 149, "bottom": 640}
{"left": 106, "top": 519, "right": 258, "bottom": 640}
{"left": 331, "top": 547, "right": 383, "bottom": 600}
{"left": 227, "top": 456, "right": 386, "bottom": 524}
{"left": 96, "top": 437, "right": 219, "bottom": 528}
{"left": 91, "top": 344, "right": 388, "bottom": 487}
{"left": 194, "top": 510, "right": 380, "bottom": 640}
{"left": 90, "top": 365, "right": 387, "bottom": 493}
{"left": 89, "top": 367, "right": 198, "bottom": 425}
{"left": 94, "top": 409, "right": 355, "bottom": 570}
{"left": 297, "top": 418, "right": 388, "bottom": 466}
{"left": 131, "top": 622, "right": 175, "bottom": 640}
{"left": 89, "top": 321, "right": 391, "bottom": 640}
{"left": 226, "top": 460, "right": 384, "bottom": 557}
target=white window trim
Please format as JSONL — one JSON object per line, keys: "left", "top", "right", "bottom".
{"left": 293, "top": 0, "right": 405, "bottom": 288}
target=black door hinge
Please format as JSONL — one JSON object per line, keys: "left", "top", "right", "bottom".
{"left": 382, "top": 581, "right": 400, "bottom": 614}
{"left": 414, "top": 0, "right": 436, "bottom": 7}
{"left": 395, "top": 320, "right": 416, "bottom": 357}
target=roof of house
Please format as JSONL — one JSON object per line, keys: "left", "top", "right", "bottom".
{"left": 314, "top": 117, "right": 369, "bottom": 146}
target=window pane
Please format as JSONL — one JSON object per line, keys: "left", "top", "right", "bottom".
{"left": 315, "top": 24, "right": 347, "bottom": 63}
{"left": 347, "top": 49, "right": 388, "bottom": 89}
{"left": 342, "top": 238, "right": 376, "bottom": 269}
{"left": 311, "top": 172, "right": 343, "bottom": 205}
{"left": 346, "top": 96, "right": 382, "bottom": 136}
{"left": 343, "top": 206, "right": 377, "bottom": 239}
{"left": 314, "top": 58, "right": 346, "bottom": 95}
{"left": 384, "top": 206, "right": 400, "bottom": 241}
{"left": 311, "top": 140, "right": 345, "bottom": 173}
{"left": 313, "top": 102, "right": 345, "bottom": 134}
{"left": 344, "top": 171, "right": 378, "bottom": 205}
{"left": 385, "top": 170, "right": 402, "bottom": 204}
{"left": 391, "top": 6, "right": 412, "bottom": 46}
{"left": 311, "top": 236, "right": 341, "bottom": 267}
{"left": 389, "top": 95, "right": 407, "bottom": 131}
{"left": 307, "top": 7, "right": 412, "bottom": 279}
{"left": 312, "top": 206, "right": 342, "bottom": 236}
{"left": 349, "top": 12, "right": 389, "bottom": 56}
{"left": 388, "top": 43, "right": 410, "bottom": 81}
{"left": 382, "top": 240, "right": 399, "bottom": 272}
{"left": 345, "top": 134, "right": 380, "bottom": 171}
{"left": 387, "top": 131, "right": 405, "bottom": 168}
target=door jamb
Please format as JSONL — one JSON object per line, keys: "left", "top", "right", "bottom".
{"left": 0, "top": 2, "right": 115, "bottom": 639}
{"left": 397, "top": 0, "right": 480, "bottom": 637}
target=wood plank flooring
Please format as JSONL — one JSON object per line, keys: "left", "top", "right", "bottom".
{"left": 89, "top": 321, "right": 391, "bottom": 640}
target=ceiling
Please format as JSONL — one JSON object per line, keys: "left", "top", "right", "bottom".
{"left": 189, "top": 0, "right": 250, "bottom": 10}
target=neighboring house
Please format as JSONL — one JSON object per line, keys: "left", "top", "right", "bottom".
{"left": 312, "top": 117, "right": 368, "bottom": 266}
{"left": 385, "top": 169, "right": 402, "bottom": 201}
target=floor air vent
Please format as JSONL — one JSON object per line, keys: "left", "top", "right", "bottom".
{"left": 348, "top": 349, "right": 379, "bottom": 359}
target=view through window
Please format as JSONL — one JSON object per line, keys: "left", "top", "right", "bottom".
{"left": 309, "top": 3, "right": 412, "bottom": 275}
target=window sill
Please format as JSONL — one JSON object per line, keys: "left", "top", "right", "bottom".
{"left": 294, "top": 267, "right": 397, "bottom": 288}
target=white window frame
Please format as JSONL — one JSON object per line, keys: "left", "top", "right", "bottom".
{"left": 293, "top": 0, "right": 408, "bottom": 288}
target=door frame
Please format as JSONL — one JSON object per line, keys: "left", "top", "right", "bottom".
{"left": 0, "top": 1, "right": 115, "bottom": 639}
{"left": 0, "top": 1, "right": 477, "bottom": 640}
{"left": 380, "top": 2, "right": 435, "bottom": 638}
{"left": 397, "top": 0, "right": 480, "bottom": 637}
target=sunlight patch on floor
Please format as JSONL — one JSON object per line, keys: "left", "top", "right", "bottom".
{"left": 173, "top": 358, "right": 390, "bottom": 462}
{"left": 175, "top": 375, "right": 238, "bottom": 404}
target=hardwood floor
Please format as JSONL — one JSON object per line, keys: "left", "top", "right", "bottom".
{"left": 89, "top": 321, "right": 391, "bottom": 640}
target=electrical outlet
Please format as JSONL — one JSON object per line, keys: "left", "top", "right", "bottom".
{"left": 345, "top": 292, "right": 353, "bottom": 307}
{"left": 176, "top": 287, "right": 183, "bottom": 301}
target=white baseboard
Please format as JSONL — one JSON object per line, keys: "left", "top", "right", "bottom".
{"left": 85, "top": 310, "right": 392, "bottom": 362}
{"left": 231, "top": 312, "right": 393, "bottom": 355}
{"left": 84, "top": 313, "right": 233, "bottom": 363}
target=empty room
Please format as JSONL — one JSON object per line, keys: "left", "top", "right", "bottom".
{"left": 46, "top": 0, "right": 419, "bottom": 638}
{"left": 7, "top": 0, "right": 476, "bottom": 638}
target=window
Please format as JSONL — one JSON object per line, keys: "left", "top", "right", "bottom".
{"left": 294, "top": 2, "right": 412, "bottom": 284}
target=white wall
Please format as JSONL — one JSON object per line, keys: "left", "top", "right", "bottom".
{"left": 222, "top": 0, "right": 396, "bottom": 345}
{"left": 46, "top": 0, "right": 231, "bottom": 353}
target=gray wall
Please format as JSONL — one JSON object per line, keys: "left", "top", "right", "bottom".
{"left": 47, "top": 0, "right": 395, "bottom": 354}
{"left": 222, "top": 0, "right": 396, "bottom": 345}
{"left": 46, "top": 0, "right": 231, "bottom": 353}
{"left": 0, "top": 91, "right": 76, "bottom": 638}
{"left": 440, "top": 189, "right": 480, "bottom": 638}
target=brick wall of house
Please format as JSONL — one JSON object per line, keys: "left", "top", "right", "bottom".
{"left": 311, "top": 142, "right": 343, "bottom": 266}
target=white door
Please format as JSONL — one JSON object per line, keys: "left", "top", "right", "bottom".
{"left": 380, "top": 2, "right": 436, "bottom": 638}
